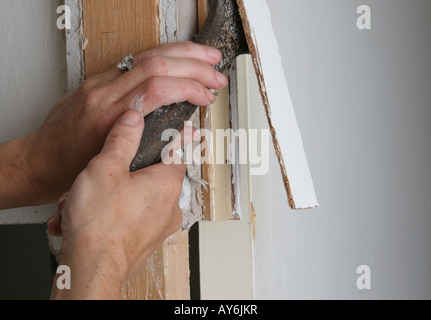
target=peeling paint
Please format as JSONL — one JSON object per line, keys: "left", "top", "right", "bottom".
{"left": 65, "top": 0, "right": 84, "bottom": 92}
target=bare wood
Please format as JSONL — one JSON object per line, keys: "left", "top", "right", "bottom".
{"left": 198, "top": 0, "right": 212, "bottom": 221}
{"left": 83, "top": 0, "right": 159, "bottom": 77}
{"left": 122, "top": 249, "right": 165, "bottom": 300}
{"left": 163, "top": 231, "right": 190, "bottom": 299}
{"left": 197, "top": 0, "right": 208, "bottom": 29}
{"left": 82, "top": 0, "right": 190, "bottom": 300}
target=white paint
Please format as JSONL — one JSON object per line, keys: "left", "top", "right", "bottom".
{"left": 65, "top": 0, "right": 84, "bottom": 92}
{"left": 177, "top": 0, "right": 198, "bottom": 42}
{"left": 0, "top": 0, "right": 67, "bottom": 225}
{"left": 239, "top": 0, "right": 318, "bottom": 209}
{"left": 159, "top": 0, "right": 179, "bottom": 44}
{"left": 159, "top": 0, "right": 197, "bottom": 43}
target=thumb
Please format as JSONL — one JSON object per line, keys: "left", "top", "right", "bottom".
{"left": 99, "top": 110, "right": 145, "bottom": 169}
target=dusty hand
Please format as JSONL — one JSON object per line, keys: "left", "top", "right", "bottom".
{"left": 50, "top": 110, "right": 189, "bottom": 300}
{"left": 21, "top": 42, "right": 226, "bottom": 205}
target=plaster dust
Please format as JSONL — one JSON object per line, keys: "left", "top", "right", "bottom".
{"left": 130, "top": 94, "right": 147, "bottom": 113}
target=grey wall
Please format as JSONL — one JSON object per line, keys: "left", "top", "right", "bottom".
{"left": 0, "top": 0, "right": 67, "bottom": 299}
{"left": 251, "top": 0, "right": 431, "bottom": 299}
{"left": 0, "top": 0, "right": 66, "bottom": 226}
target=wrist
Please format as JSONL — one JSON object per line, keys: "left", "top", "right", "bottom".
{"left": 52, "top": 236, "right": 128, "bottom": 300}
{"left": 21, "top": 132, "right": 58, "bottom": 204}
{"left": 0, "top": 137, "right": 45, "bottom": 209}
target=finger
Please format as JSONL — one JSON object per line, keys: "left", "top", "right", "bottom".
{"left": 135, "top": 42, "right": 222, "bottom": 67}
{"left": 99, "top": 110, "right": 145, "bottom": 169}
{"left": 47, "top": 211, "right": 62, "bottom": 237}
{"left": 113, "top": 77, "right": 216, "bottom": 117}
{"left": 58, "top": 192, "right": 69, "bottom": 212}
{"left": 90, "top": 43, "right": 222, "bottom": 89}
{"left": 106, "top": 57, "right": 228, "bottom": 102}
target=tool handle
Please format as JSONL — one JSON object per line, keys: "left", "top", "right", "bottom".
{"left": 130, "top": 0, "right": 248, "bottom": 172}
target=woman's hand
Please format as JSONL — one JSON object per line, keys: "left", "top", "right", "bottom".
{"left": 50, "top": 110, "right": 189, "bottom": 300}
{"left": 10, "top": 42, "right": 226, "bottom": 207}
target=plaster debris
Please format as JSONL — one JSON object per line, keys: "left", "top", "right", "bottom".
{"left": 65, "top": 0, "right": 84, "bottom": 92}
{"left": 130, "top": 94, "right": 147, "bottom": 113}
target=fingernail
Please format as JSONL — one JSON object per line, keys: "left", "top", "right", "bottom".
{"left": 206, "top": 89, "right": 215, "bottom": 104}
{"left": 216, "top": 71, "right": 228, "bottom": 86}
{"left": 206, "top": 46, "right": 221, "bottom": 60}
{"left": 120, "top": 110, "right": 143, "bottom": 127}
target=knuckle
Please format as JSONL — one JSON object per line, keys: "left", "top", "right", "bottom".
{"left": 142, "top": 56, "right": 169, "bottom": 77}
{"left": 190, "top": 81, "right": 206, "bottom": 97}
{"left": 143, "top": 78, "right": 164, "bottom": 103}
{"left": 182, "top": 41, "right": 196, "bottom": 54}
{"left": 110, "top": 133, "right": 134, "bottom": 150}
{"left": 211, "top": 67, "right": 220, "bottom": 82}
{"left": 144, "top": 77, "right": 161, "bottom": 93}
{"left": 79, "top": 78, "right": 97, "bottom": 92}
{"left": 135, "top": 50, "right": 153, "bottom": 64}
{"left": 86, "top": 155, "right": 105, "bottom": 173}
{"left": 181, "top": 79, "right": 202, "bottom": 96}
{"left": 81, "top": 89, "right": 103, "bottom": 108}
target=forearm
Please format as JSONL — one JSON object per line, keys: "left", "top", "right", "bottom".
{"left": 0, "top": 137, "right": 42, "bottom": 210}
{"left": 51, "top": 240, "right": 127, "bottom": 300}
{"left": 51, "top": 263, "right": 124, "bottom": 300}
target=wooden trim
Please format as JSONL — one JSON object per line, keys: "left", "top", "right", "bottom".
{"left": 82, "top": 0, "right": 190, "bottom": 300}
{"left": 198, "top": 0, "right": 212, "bottom": 221}
{"left": 199, "top": 56, "right": 255, "bottom": 299}
{"left": 207, "top": 71, "right": 234, "bottom": 221}
{"left": 198, "top": 0, "right": 236, "bottom": 222}
{"left": 197, "top": 0, "right": 208, "bottom": 29}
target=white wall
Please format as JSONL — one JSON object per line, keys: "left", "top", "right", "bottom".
{"left": 251, "top": 0, "right": 431, "bottom": 299}
{"left": 0, "top": 0, "right": 67, "bottom": 223}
